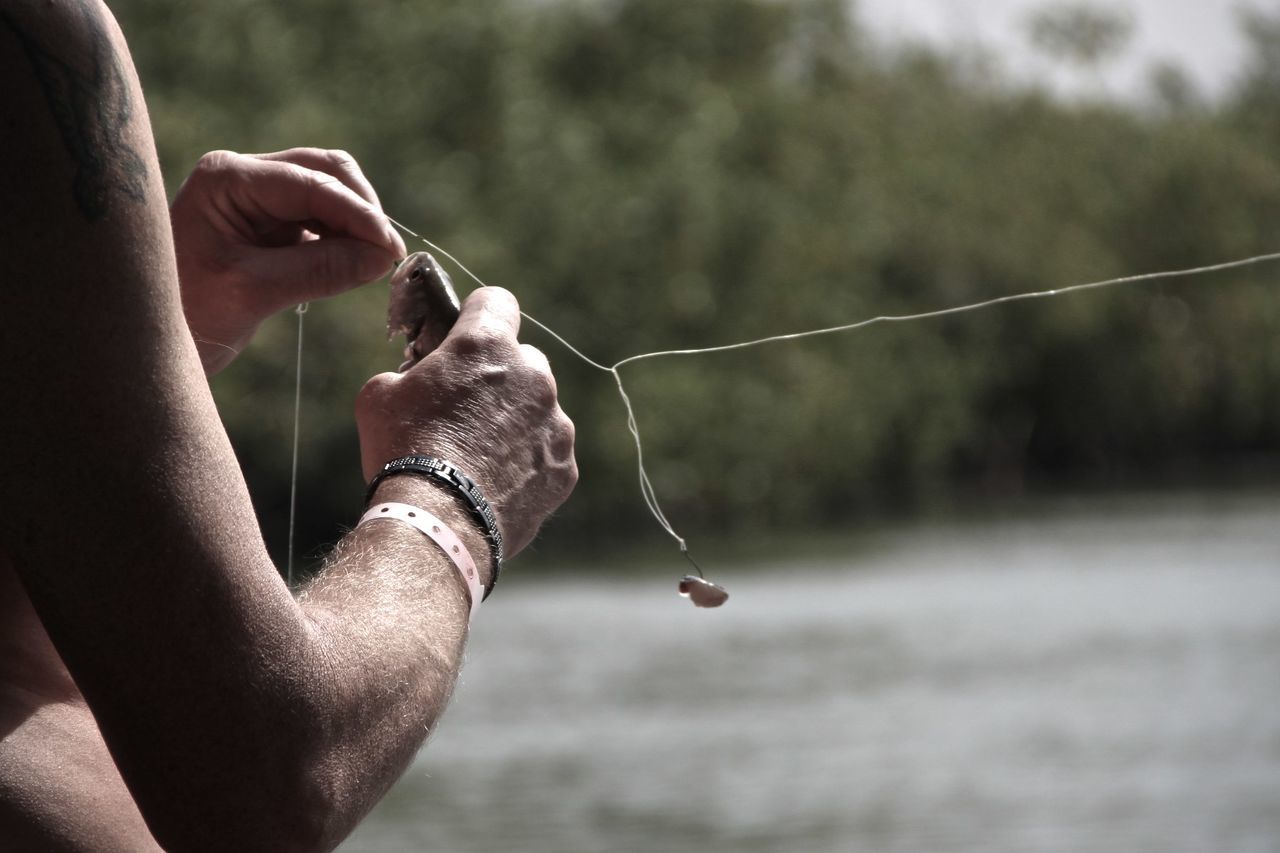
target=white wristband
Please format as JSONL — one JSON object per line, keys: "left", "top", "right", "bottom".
{"left": 358, "top": 502, "right": 483, "bottom": 621}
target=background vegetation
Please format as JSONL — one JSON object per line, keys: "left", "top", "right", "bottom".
{"left": 113, "top": 0, "right": 1280, "bottom": 569}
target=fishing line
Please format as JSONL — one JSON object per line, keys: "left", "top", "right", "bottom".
{"left": 278, "top": 215, "right": 1280, "bottom": 600}
{"left": 611, "top": 251, "right": 1280, "bottom": 368}
{"left": 286, "top": 301, "right": 308, "bottom": 586}
{"left": 384, "top": 216, "right": 692, "bottom": 557}
{"left": 384, "top": 216, "right": 1280, "bottom": 559}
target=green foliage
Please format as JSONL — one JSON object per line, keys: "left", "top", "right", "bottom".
{"left": 1024, "top": 2, "right": 1134, "bottom": 70}
{"left": 112, "top": 0, "right": 1280, "bottom": 564}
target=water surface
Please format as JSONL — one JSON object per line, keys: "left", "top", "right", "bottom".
{"left": 343, "top": 492, "right": 1280, "bottom": 852}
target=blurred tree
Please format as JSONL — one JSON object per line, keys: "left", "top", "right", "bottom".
{"left": 1024, "top": 1, "right": 1134, "bottom": 94}
{"left": 1231, "top": 6, "right": 1280, "bottom": 151}
{"left": 1149, "top": 62, "right": 1200, "bottom": 115}
{"left": 108, "top": 0, "right": 1280, "bottom": 568}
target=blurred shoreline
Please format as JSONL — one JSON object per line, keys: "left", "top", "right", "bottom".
{"left": 520, "top": 472, "right": 1280, "bottom": 576}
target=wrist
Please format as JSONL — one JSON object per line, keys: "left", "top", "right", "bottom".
{"left": 368, "top": 477, "right": 495, "bottom": 593}
{"left": 359, "top": 502, "right": 483, "bottom": 620}
{"left": 365, "top": 456, "right": 504, "bottom": 598}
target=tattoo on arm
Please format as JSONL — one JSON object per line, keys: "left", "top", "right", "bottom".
{"left": 1, "top": 0, "right": 147, "bottom": 221}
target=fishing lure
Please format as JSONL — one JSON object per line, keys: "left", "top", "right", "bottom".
{"left": 678, "top": 574, "right": 729, "bottom": 608}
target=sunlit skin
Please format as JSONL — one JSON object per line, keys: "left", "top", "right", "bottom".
{"left": 0, "top": 1, "right": 576, "bottom": 849}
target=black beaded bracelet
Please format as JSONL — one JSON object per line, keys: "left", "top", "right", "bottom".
{"left": 366, "top": 456, "right": 504, "bottom": 598}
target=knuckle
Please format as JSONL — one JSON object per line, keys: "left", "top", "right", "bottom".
{"left": 448, "top": 327, "right": 511, "bottom": 359}
{"left": 196, "top": 149, "right": 237, "bottom": 172}
{"left": 301, "top": 164, "right": 334, "bottom": 190}
{"left": 559, "top": 457, "right": 580, "bottom": 499}
{"left": 557, "top": 411, "right": 576, "bottom": 442}
{"left": 524, "top": 368, "right": 558, "bottom": 408}
{"left": 289, "top": 146, "right": 327, "bottom": 162}
{"left": 355, "top": 371, "right": 397, "bottom": 412}
{"left": 326, "top": 148, "right": 356, "bottom": 168}
{"left": 466, "top": 285, "right": 519, "bottom": 318}
{"left": 475, "top": 362, "right": 512, "bottom": 388}
{"left": 483, "top": 286, "right": 520, "bottom": 313}
{"left": 519, "top": 343, "right": 552, "bottom": 374}
{"left": 192, "top": 150, "right": 239, "bottom": 184}
{"left": 551, "top": 413, "right": 577, "bottom": 458}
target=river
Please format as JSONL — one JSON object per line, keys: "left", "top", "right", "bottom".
{"left": 342, "top": 490, "right": 1280, "bottom": 852}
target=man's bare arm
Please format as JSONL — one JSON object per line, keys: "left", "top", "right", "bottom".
{"left": 0, "top": 2, "right": 574, "bottom": 850}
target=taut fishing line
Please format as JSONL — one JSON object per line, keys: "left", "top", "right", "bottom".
{"left": 286, "top": 218, "right": 1280, "bottom": 603}
{"left": 286, "top": 301, "right": 308, "bottom": 586}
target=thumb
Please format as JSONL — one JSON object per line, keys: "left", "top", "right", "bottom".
{"left": 355, "top": 370, "right": 407, "bottom": 481}
{"left": 244, "top": 238, "right": 398, "bottom": 311}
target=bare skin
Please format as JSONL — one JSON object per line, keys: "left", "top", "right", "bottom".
{"left": 0, "top": 1, "right": 576, "bottom": 850}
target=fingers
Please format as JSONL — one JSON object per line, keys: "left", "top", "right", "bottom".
{"left": 243, "top": 237, "right": 400, "bottom": 309}
{"left": 356, "top": 280, "right": 576, "bottom": 554}
{"left": 445, "top": 287, "right": 523, "bottom": 351}
{"left": 208, "top": 150, "right": 406, "bottom": 259}
{"left": 253, "top": 148, "right": 383, "bottom": 210}
{"left": 518, "top": 341, "right": 558, "bottom": 392}
{"left": 519, "top": 343, "right": 550, "bottom": 374}
{"left": 172, "top": 148, "right": 415, "bottom": 371}
{"left": 420, "top": 288, "right": 560, "bottom": 412}
{"left": 439, "top": 292, "right": 556, "bottom": 396}
{"left": 354, "top": 370, "right": 404, "bottom": 482}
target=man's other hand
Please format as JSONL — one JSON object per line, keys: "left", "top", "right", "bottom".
{"left": 170, "top": 148, "right": 407, "bottom": 374}
{"left": 356, "top": 286, "right": 578, "bottom": 558}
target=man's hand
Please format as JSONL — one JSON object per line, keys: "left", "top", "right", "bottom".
{"left": 356, "top": 286, "right": 578, "bottom": 558}
{"left": 170, "top": 148, "right": 408, "bottom": 374}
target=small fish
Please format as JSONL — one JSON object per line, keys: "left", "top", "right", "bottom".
{"left": 387, "top": 251, "right": 461, "bottom": 371}
{"left": 678, "top": 575, "right": 729, "bottom": 608}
